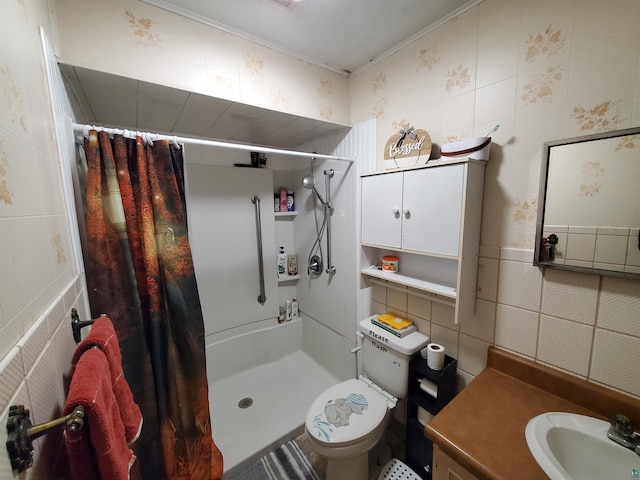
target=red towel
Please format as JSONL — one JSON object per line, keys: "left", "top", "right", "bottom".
{"left": 64, "top": 349, "right": 136, "bottom": 480}
{"left": 72, "top": 316, "right": 142, "bottom": 444}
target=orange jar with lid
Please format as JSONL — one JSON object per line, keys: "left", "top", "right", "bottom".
{"left": 381, "top": 255, "right": 399, "bottom": 273}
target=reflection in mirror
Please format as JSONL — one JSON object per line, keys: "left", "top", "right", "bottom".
{"left": 534, "top": 126, "right": 640, "bottom": 278}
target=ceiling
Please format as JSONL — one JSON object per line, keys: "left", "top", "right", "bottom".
{"left": 62, "top": 0, "right": 479, "bottom": 149}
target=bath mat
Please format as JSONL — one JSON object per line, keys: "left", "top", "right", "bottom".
{"left": 230, "top": 437, "right": 324, "bottom": 480}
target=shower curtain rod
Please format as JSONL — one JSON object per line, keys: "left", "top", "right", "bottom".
{"left": 72, "top": 123, "right": 355, "bottom": 163}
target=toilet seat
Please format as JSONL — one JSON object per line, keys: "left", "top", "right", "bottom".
{"left": 306, "top": 378, "right": 389, "bottom": 445}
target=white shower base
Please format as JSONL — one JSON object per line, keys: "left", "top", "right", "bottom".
{"left": 206, "top": 319, "right": 340, "bottom": 478}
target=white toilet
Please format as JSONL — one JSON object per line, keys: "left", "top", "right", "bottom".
{"left": 305, "top": 316, "right": 429, "bottom": 480}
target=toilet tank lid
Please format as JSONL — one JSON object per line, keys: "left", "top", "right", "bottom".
{"left": 359, "top": 316, "right": 429, "bottom": 355}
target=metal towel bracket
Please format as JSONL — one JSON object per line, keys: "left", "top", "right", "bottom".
{"left": 71, "top": 308, "right": 96, "bottom": 344}
{"left": 5, "top": 404, "right": 85, "bottom": 473}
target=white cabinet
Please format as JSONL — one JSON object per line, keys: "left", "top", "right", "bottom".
{"left": 433, "top": 444, "right": 479, "bottom": 480}
{"left": 362, "top": 164, "right": 464, "bottom": 256}
{"left": 360, "top": 160, "right": 485, "bottom": 324}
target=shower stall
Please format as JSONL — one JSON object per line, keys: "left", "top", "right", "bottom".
{"left": 182, "top": 128, "right": 369, "bottom": 477}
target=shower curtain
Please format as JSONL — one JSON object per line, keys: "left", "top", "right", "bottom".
{"left": 81, "top": 130, "right": 223, "bottom": 480}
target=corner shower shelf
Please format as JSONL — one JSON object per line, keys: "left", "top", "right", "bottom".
{"left": 277, "top": 275, "right": 300, "bottom": 283}
{"left": 275, "top": 211, "right": 298, "bottom": 218}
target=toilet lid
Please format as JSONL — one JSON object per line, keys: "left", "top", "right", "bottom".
{"left": 305, "top": 378, "right": 388, "bottom": 444}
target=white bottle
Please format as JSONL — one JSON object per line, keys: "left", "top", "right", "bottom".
{"left": 277, "top": 246, "right": 288, "bottom": 278}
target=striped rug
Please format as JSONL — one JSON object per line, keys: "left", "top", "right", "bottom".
{"left": 230, "top": 438, "right": 324, "bottom": 480}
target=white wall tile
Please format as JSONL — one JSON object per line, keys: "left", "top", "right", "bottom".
{"left": 16, "top": 314, "right": 50, "bottom": 376}
{"left": 541, "top": 268, "right": 599, "bottom": 325}
{"left": 407, "top": 293, "right": 431, "bottom": 321}
{"left": 537, "top": 316, "right": 592, "bottom": 377}
{"left": 458, "top": 334, "right": 490, "bottom": 377}
{"left": 565, "top": 233, "right": 596, "bottom": 262}
{"left": 495, "top": 304, "right": 538, "bottom": 358}
{"left": 387, "top": 288, "right": 408, "bottom": 313}
{"left": 371, "top": 284, "right": 387, "bottom": 304}
{"left": 627, "top": 229, "right": 640, "bottom": 267}
{"left": 476, "top": 257, "right": 499, "bottom": 301}
{"left": 431, "top": 302, "right": 457, "bottom": 330}
{"left": 497, "top": 259, "right": 543, "bottom": 311}
{"left": 430, "top": 324, "right": 459, "bottom": 361}
{"left": 590, "top": 329, "right": 640, "bottom": 398}
{"left": 459, "top": 298, "right": 495, "bottom": 343}
{"left": 597, "top": 277, "right": 640, "bottom": 337}
{"left": 594, "top": 234, "right": 628, "bottom": 265}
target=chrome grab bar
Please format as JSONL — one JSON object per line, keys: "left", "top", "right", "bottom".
{"left": 251, "top": 196, "right": 266, "bottom": 305}
{"left": 324, "top": 169, "right": 336, "bottom": 274}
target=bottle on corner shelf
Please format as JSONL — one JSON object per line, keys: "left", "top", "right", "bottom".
{"left": 277, "top": 246, "right": 288, "bottom": 278}
{"left": 287, "top": 254, "right": 298, "bottom": 276}
{"left": 286, "top": 189, "right": 295, "bottom": 211}
{"left": 279, "top": 187, "right": 287, "bottom": 213}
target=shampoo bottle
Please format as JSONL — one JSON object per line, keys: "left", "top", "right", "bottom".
{"left": 277, "top": 246, "right": 288, "bottom": 278}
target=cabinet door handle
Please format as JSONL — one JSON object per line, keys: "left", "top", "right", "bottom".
{"left": 403, "top": 208, "right": 410, "bottom": 216}
{"left": 392, "top": 207, "right": 400, "bottom": 216}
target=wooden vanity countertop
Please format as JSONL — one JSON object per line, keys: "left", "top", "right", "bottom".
{"left": 424, "top": 346, "right": 640, "bottom": 480}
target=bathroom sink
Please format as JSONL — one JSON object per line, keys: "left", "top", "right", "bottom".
{"left": 525, "top": 412, "right": 639, "bottom": 479}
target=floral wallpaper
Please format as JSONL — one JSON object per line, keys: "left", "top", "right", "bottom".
{"left": 0, "top": 139, "right": 12, "bottom": 205}
{"left": 317, "top": 78, "right": 334, "bottom": 120}
{"left": 271, "top": 89, "right": 292, "bottom": 111}
{"left": 521, "top": 66, "right": 564, "bottom": 106}
{"left": 579, "top": 161, "right": 604, "bottom": 197}
{"left": 513, "top": 198, "right": 538, "bottom": 225}
{"left": 243, "top": 52, "right": 264, "bottom": 76}
{"left": 416, "top": 43, "right": 439, "bottom": 72}
{"left": 50, "top": 224, "right": 67, "bottom": 265}
{"left": 124, "top": 9, "right": 162, "bottom": 48}
{"left": 572, "top": 100, "right": 625, "bottom": 132}
{"left": 524, "top": 24, "right": 565, "bottom": 63}
{"left": 445, "top": 64, "right": 472, "bottom": 94}
{"left": 0, "top": 61, "right": 26, "bottom": 131}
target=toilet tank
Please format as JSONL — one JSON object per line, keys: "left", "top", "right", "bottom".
{"left": 359, "top": 317, "right": 430, "bottom": 399}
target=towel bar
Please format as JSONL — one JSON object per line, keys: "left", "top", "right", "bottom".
{"left": 5, "top": 404, "right": 85, "bottom": 473}
{"left": 71, "top": 308, "right": 98, "bottom": 343}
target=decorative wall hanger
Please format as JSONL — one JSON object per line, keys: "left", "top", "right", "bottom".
{"left": 383, "top": 125, "right": 432, "bottom": 169}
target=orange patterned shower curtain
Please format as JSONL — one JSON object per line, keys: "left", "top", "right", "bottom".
{"left": 82, "top": 130, "right": 223, "bottom": 480}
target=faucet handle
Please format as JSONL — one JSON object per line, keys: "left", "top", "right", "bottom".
{"left": 611, "top": 414, "right": 634, "bottom": 438}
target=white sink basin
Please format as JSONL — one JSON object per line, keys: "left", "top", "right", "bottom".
{"left": 526, "top": 412, "right": 639, "bottom": 480}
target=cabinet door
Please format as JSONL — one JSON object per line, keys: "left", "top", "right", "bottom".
{"left": 402, "top": 164, "right": 464, "bottom": 256}
{"left": 433, "top": 445, "right": 479, "bottom": 480}
{"left": 361, "top": 172, "right": 403, "bottom": 248}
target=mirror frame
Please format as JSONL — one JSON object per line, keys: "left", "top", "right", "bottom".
{"left": 534, "top": 126, "right": 640, "bottom": 278}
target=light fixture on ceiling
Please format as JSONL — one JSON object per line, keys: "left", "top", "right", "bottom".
{"left": 267, "top": 0, "right": 300, "bottom": 11}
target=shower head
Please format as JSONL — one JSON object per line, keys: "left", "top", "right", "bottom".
{"left": 302, "top": 175, "right": 316, "bottom": 190}
{"left": 302, "top": 175, "right": 326, "bottom": 205}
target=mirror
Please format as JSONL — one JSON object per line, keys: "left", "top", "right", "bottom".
{"left": 534, "top": 126, "right": 640, "bottom": 278}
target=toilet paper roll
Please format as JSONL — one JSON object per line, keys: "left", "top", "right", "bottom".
{"left": 419, "top": 378, "right": 438, "bottom": 398}
{"left": 427, "top": 343, "right": 445, "bottom": 370}
{"left": 417, "top": 406, "right": 434, "bottom": 426}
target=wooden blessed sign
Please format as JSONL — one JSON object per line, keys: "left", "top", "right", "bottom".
{"left": 383, "top": 127, "right": 432, "bottom": 169}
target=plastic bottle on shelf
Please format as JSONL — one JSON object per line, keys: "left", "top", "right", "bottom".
{"left": 286, "top": 190, "right": 295, "bottom": 211}
{"left": 277, "top": 246, "right": 288, "bottom": 278}
{"left": 279, "top": 187, "right": 287, "bottom": 213}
